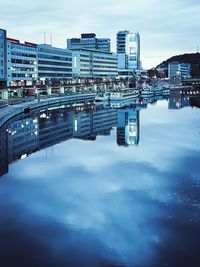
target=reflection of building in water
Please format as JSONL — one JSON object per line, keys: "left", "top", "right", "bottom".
{"left": 73, "top": 108, "right": 118, "bottom": 140}
{"left": 73, "top": 111, "right": 92, "bottom": 139}
{"left": 7, "top": 117, "right": 39, "bottom": 163}
{"left": 39, "top": 108, "right": 73, "bottom": 148}
{"left": 189, "top": 97, "right": 200, "bottom": 108}
{"left": 0, "top": 104, "right": 142, "bottom": 177}
{"left": 93, "top": 108, "right": 117, "bottom": 135}
{"left": 0, "top": 130, "right": 8, "bottom": 176}
{"left": 168, "top": 94, "right": 189, "bottom": 109}
{"left": 117, "top": 109, "right": 140, "bottom": 147}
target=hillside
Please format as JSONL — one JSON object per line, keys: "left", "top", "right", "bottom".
{"left": 160, "top": 52, "right": 200, "bottom": 66}
{"left": 156, "top": 53, "right": 200, "bottom": 78}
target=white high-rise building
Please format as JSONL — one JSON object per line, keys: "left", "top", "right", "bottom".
{"left": 116, "top": 31, "right": 140, "bottom": 71}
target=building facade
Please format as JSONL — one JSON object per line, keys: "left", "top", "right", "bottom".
{"left": 168, "top": 62, "right": 191, "bottom": 79}
{"left": 6, "top": 38, "right": 37, "bottom": 86}
{"left": 0, "top": 28, "right": 7, "bottom": 86}
{"left": 116, "top": 31, "right": 140, "bottom": 71}
{"left": 67, "top": 33, "right": 111, "bottom": 52}
{"left": 37, "top": 44, "right": 72, "bottom": 84}
{"left": 72, "top": 48, "right": 118, "bottom": 78}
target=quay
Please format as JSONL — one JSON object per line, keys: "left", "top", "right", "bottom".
{"left": 1, "top": 78, "right": 200, "bottom": 128}
{"left": 0, "top": 79, "right": 128, "bottom": 100}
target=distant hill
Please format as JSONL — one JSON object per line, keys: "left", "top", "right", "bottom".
{"left": 158, "top": 52, "right": 200, "bottom": 67}
{"left": 156, "top": 53, "right": 200, "bottom": 78}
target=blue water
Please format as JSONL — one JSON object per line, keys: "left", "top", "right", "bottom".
{"left": 0, "top": 96, "right": 200, "bottom": 267}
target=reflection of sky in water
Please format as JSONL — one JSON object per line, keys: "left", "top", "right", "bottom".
{"left": 0, "top": 101, "right": 200, "bottom": 267}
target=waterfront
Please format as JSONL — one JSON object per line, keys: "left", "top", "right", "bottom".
{"left": 0, "top": 95, "right": 200, "bottom": 267}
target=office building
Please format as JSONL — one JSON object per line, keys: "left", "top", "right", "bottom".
{"left": 168, "top": 62, "right": 191, "bottom": 79}
{"left": 6, "top": 38, "right": 37, "bottom": 86}
{"left": 116, "top": 31, "right": 140, "bottom": 71}
{"left": 72, "top": 48, "right": 118, "bottom": 78}
{"left": 0, "top": 28, "right": 7, "bottom": 86}
{"left": 67, "top": 33, "right": 111, "bottom": 52}
{"left": 37, "top": 44, "right": 72, "bottom": 84}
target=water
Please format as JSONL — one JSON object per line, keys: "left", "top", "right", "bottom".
{"left": 0, "top": 95, "right": 200, "bottom": 267}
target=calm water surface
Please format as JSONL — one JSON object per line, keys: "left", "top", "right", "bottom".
{"left": 0, "top": 95, "right": 200, "bottom": 267}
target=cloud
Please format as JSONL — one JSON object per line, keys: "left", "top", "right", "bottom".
{"left": 1, "top": 0, "right": 200, "bottom": 68}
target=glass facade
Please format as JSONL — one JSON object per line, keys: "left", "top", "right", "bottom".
{"left": 72, "top": 48, "right": 118, "bottom": 78}
{"left": 37, "top": 44, "right": 72, "bottom": 81}
{"left": 7, "top": 39, "right": 37, "bottom": 86}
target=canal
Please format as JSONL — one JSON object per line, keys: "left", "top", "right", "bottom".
{"left": 0, "top": 95, "right": 200, "bottom": 267}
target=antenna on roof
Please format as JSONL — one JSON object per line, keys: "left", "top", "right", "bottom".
{"left": 44, "top": 32, "right": 46, "bottom": 44}
{"left": 197, "top": 45, "right": 199, "bottom": 53}
{"left": 50, "top": 33, "right": 52, "bottom": 46}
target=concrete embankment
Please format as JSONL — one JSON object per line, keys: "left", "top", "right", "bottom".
{"left": 0, "top": 93, "right": 96, "bottom": 128}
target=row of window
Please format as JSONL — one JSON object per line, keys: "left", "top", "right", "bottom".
{"left": 38, "top": 66, "right": 72, "bottom": 72}
{"left": 11, "top": 59, "right": 36, "bottom": 65}
{"left": 38, "top": 60, "right": 71, "bottom": 66}
{"left": 38, "top": 73, "right": 72, "bottom": 77}
{"left": 38, "top": 47, "right": 71, "bottom": 56}
{"left": 11, "top": 51, "right": 37, "bottom": 58}
{"left": 80, "top": 69, "right": 118, "bottom": 73}
{"left": 11, "top": 73, "right": 34, "bottom": 78}
{"left": 38, "top": 53, "right": 72, "bottom": 61}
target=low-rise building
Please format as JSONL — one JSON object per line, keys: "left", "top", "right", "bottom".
{"left": 168, "top": 61, "right": 191, "bottom": 79}
{"left": 37, "top": 44, "right": 72, "bottom": 84}
{"left": 6, "top": 38, "right": 37, "bottom": 86}
{"left": 71, "top": 48, "right": 118, "bottom": 78}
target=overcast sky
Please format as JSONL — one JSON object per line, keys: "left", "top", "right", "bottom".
{"left": 0, "top": 0, "right": 200, "bottom": 68}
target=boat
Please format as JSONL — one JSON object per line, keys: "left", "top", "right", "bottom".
{"left": 95, "top": 92, "right": 110, "bottom": 102}
{"left": 109, "top": 88, "right": 139, "bottom": 101}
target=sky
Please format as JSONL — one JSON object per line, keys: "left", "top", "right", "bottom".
{"left": 0, "top": 0, "right": 200, "bottom": 69}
